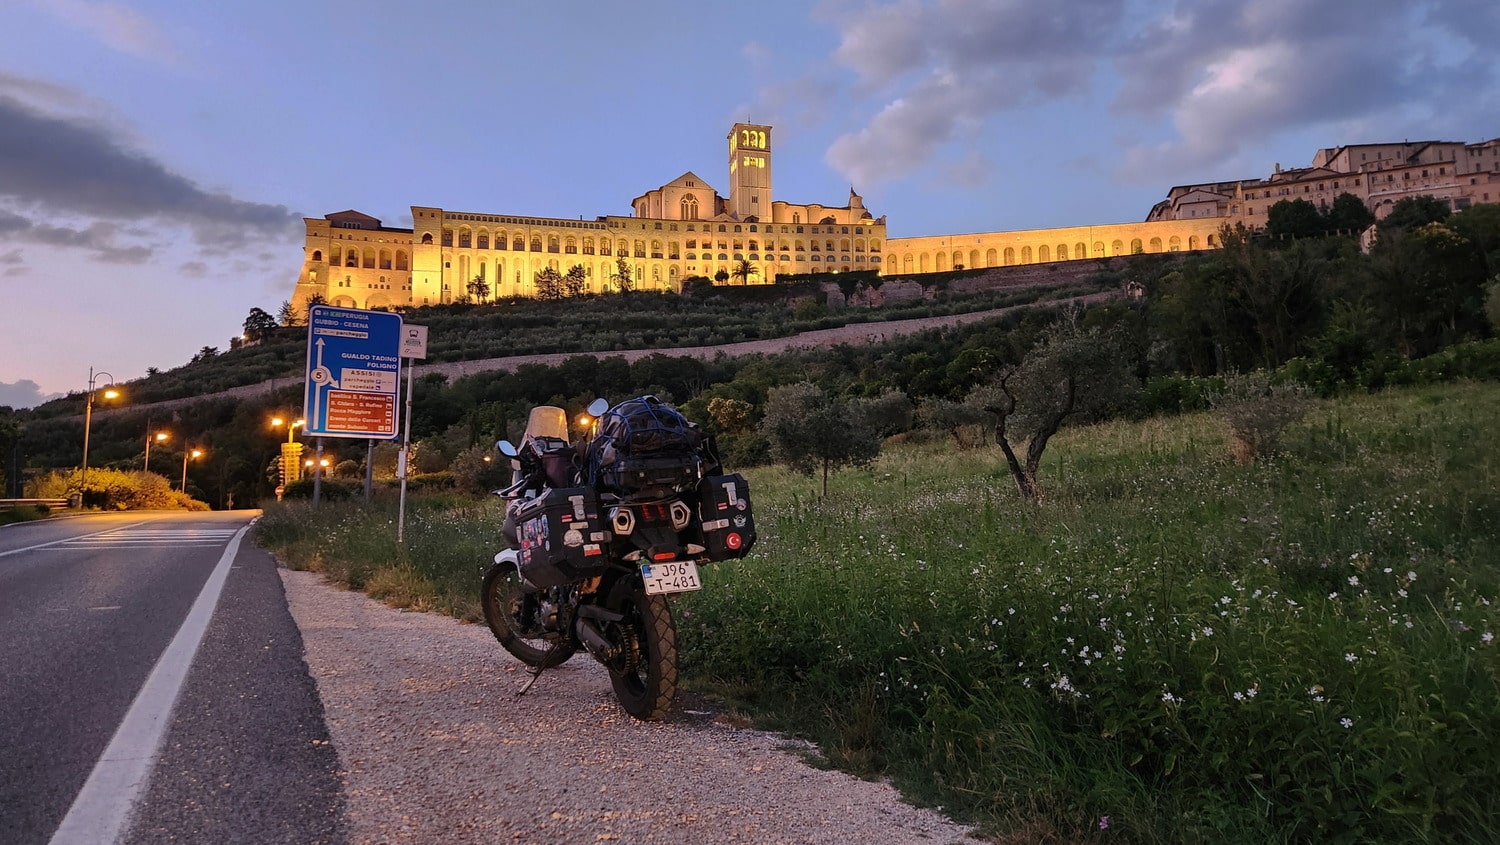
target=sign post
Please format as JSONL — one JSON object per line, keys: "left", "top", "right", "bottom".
{"left": 304, "top": 305, "right": 403, "bottom": 508}
{"left": 396, "top": 324, "right": 428, "bottom": 543}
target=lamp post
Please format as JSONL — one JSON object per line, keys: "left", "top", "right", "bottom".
{"left": 181, "top": 448, "right": 203, "bottom": 493}
{"left": 271, "top": 416, "right": 305, "bottom": 485}
{"left": 144, "top": 430, "right": 169, "bottom": 473}
{"left": 80, "top": 367, "right": 119, "bottom": 496}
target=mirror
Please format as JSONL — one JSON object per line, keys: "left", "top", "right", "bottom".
{"left": 586, "top": 397, "right": 609, "bottom": 417}
{"left": 496, "top": 439, "right": 518, "bottom": 457}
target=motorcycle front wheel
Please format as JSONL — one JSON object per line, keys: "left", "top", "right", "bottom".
{"left": 481, "top": 563, "right": 576, "bottom": 669}
{"left": 604, "top": 577, "right": 678, "bottom": 720}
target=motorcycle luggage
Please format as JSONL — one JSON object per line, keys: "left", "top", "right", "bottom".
{"left": 696, "top": 473, "right": 755, "bottom": 560}
{"left": 514, "top": 487, "right": 611, "bottom": 589}
{"left": 599, "top": 454, "right": 700, "bottom": 497}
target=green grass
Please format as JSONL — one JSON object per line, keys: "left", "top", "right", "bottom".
{"left": 255, "top": 381, "right": 1500, "bottom": 843}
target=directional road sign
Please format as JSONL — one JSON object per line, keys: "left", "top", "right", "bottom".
{"left": 303, "top": 305, "right": 403, "bottom": 438}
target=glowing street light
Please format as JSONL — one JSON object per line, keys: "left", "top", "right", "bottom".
{"left": 144, "top": 430, "right": 169, "bottom": 473}
{"left": 181, "top": 448, "right": 204, "bottom": 492}
{"left": 80, "top": 367, "right": 120, "bottom": 496}
{"left": 270, "top": 416, "right": 305, "bottom": 443}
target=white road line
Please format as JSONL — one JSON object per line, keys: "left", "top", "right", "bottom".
{"left": 48, "top": 523, "right": 252, "bottom": 845}
{"left": 0, "top": 521, "right": 156, "bottom": 559}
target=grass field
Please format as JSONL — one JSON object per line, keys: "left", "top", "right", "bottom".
{"left": 255, "top": 381, "right": 1500, "bottom": 843}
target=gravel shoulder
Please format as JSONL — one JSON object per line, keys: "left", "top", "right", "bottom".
{"left": 280, "top": 568, "right": 987, "bottom": 844}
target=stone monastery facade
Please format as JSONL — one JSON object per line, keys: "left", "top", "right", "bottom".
{"left": 290, "top": 125, "right": 1499, "bottom": 311}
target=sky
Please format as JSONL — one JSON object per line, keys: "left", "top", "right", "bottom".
{"left": 2, "top": 0, "right": 1497, "bottom": 408}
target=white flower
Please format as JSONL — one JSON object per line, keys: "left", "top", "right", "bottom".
{"left": 1220, "top": 596, "right": 1232, "bottom": 605}
{"left": 1345, "top": 653, "right": 1358, "bottom": 663}
{"left": 1483, "top": 632, "right": 1495, "bottom": 644}
{"left": 1407, "top": 571, "right": 1418, "bottom": 581}
{"left": 1329, "top": 592, "right": 1339, "bottom": 600}
{"left": 1233, "top": 691, "right": 1245, "bottom": 701}
{"left": 1202, "top": 626, "right": 1214, "bottom": 637}
{"left": 1348, "top": 576, "right": 1360, "bottom": 586}
{"left": 1162, "top": 691, "right": 1180, "bottom": 704}
{"left": 1340, "top": 717, "right": 1353, "bottom": 729}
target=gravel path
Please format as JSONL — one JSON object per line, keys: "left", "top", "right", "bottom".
{"left": 280, "top": 569, "right": 987, "bottom": 844}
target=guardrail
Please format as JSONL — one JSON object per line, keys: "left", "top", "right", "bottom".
{"left": 0, "top": 498, "right": 70, "bottom": 511}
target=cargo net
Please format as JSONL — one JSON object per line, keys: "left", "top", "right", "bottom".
{"left": 587, "top": 396, "right": 703, "bottom": 494}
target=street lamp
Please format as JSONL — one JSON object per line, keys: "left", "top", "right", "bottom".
{"left": 181, "top": 448, "right": 204, "bottom": 492}
{"left": 80, "top": 367, "right": 120, "bottom": 495}
{"left": 271, "top": 416, "right": 305, "bottom": 443}
{"left": 144, "top": 430, "right": 169, "bottom": 473}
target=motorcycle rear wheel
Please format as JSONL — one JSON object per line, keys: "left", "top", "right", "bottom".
{"left": 605, "top": 577, "right": 678, "bottom": 720}
{"left": 481, "top": 563, "right": 576, "bottom": 668}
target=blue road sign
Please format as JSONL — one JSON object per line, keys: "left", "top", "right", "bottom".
{"left": 303, "top": 305, "right": 404, "bottom": 438}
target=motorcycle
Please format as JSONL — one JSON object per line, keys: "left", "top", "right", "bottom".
{"left": 480, "top": 396, "right": 755, "bottom": 720}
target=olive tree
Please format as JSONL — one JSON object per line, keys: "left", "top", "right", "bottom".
{"left": 759, "top": 382, "right": 880, "bottom": 496}
{"left": 980, "top": 322, "right": 1137, "bottom": 501}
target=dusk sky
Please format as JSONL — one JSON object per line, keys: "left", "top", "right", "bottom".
{"left": 2, "top": 0, "right": 1497, "bottom": 407}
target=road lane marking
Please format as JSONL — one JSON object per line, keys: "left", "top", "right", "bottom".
{"left": 48, "top": 522, "right": 252, "bottom": 845}
{"left": 0, "top": 521, "right": 155, "bottom": 558}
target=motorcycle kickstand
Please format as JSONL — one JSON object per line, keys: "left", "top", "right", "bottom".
{"left": 514, "top": 665, "right": 547, "bottom": 699}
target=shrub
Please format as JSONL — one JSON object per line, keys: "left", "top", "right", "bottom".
{"left": 1209, "top": 371, "right": 1311, "bottom": 463}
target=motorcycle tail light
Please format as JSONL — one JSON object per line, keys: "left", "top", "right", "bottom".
{"left": 652, "top": 551, "right": 676, "bottom": 561}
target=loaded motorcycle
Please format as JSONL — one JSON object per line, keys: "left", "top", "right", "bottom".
{"left": 480, "top": 395, "right": 755, "bottom": 720}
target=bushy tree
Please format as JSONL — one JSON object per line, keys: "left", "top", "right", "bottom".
{"left": 534, "top": 268, "right": 563, "bottom": 301}
{"left": 468, "top": 274, "right": 491, "bottom": 302}
{"left": 611, "top": 256, "right": 634, "bottom": 293}
{"left": 1326, "top": 192, "right": 1375, "bottom": 234}
{"left": 848, "top": 389, "right": 914, "bottom": 438}
{"left": 1377, "top": 195, "right": 1451, "bottom": 233}
{"left": 917, "top": 396, "right": 990, "bottom": 448}
{"left": 760, "top": 382, "right": 879, "bottom": 496}
{"left": 563, "top": 264, "right": 588, "bottom": 297}
{"left": 243, "top": 307, "right": 278, "bottom": 342}
{"left": 1267, "top": 198, "right": 1324, "bottom": 239}
{"left": 981, "top": 322, "right": 1137, "bottom": 501}
{"left": 448, "top": 444, "right": 508, "bottom": 495}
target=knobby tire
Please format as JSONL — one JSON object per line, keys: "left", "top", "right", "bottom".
{"left": 481, "top": 563, "right": 575, "bottom": 669}
{"left": 606, "top": 577, "right": 678, "bottom": 720}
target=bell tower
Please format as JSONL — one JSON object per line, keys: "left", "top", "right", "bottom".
{"left": 727, "top": 123, "right": 772, "bottom": 220}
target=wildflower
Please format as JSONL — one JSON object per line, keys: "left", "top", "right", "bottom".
{"left": 1407, "top": 570, "right": 1417, "bottom": 581}
{"left": 1219, "top": 596, "right": 1231, "bottom": 605}
{"left": 1348, "top": 576, "right": 1360, "bottom": 586}
{"left": 1202, "top": 626, "right": 1214, "bottom": 637}
{"left": 1329, "top": 592, "right": 1339, "bottom": 600}
{"left": 1233, "top": 691, "right": 1245, "bottom": 701}
{"left": 1161, "top": 690, "right": 1180, "bottom": 704}
{"left": 1484, "top": 632, "right": 1494, "bottom": 644}
{"left": 1340, "top": 717, "right": 1353, "bottom": 729}
{"left": 1098, "top": 816, "right": 1110, "bottom": 830}
{"left": 1345, "top": 653, "right": 1358, "bottom": 663}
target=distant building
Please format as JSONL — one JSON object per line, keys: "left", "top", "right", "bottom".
{"left": 1147, "top": 138, "right": 1500, "bottom": 229}
{"left": 290, "top": 127, "right": 1500, "bottom": 311}
{"left": 292, "top": 123, "right": 890, "bottom": 311}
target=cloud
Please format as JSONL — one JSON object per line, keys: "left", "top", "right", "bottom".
{"left": 823, "top": 0, "right": 1127, "bottom": 185}
{"left": 1112, "top": 0, "right": 1500, "bottom": 181}
{"left": 819, "top": 0, "right": 1500, "bottom": 190}
{"left": 0, "top": 379, "right": 62, "bottom": 410}
{"left": 31, "top": 0, "right": 182, "bottom": 63}
{"left": 0, "top": 212, "right": 154, "bottom": 263}
{"left": 0, "top": 80, "right": 301, "bottom": 239}
{"left": 180, "top": 260, "right": 208, "bottom": 278}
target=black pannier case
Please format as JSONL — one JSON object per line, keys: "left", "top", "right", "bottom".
{"left": 695, "top": 474, "right": 756, "bottom": 560}
{"left": 514, "top": 487, "right": 611, "bottom": 589}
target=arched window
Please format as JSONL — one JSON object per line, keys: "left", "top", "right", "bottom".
{"left": 1004, "top": 247, "right": 1015, "bottom": 265}
{"left": 565, "top": 237, "right": 577, "bottom": 254}
{"left": 548, "top": 236, "right": 559, "bottom": 253}
{"left": 421, "top": 233, "right": 433, "bottom": 245}
{"left": 680, "top": 194, "right": 699, "bottom": 220}
{"left": 986, "top": 248, "right": 997, "bottom": 266}
{"left": 441, "top": 229, "right": 453, "bottom": 247}
{"left": 1111, "top": 240, "right": 1123, "bottom": 256}
{"left": 379, "top": 249, "right": 392, "bottom": 270}
{"left": 312, "top": 250, "right": 323, "bottom": 262}
{"left": 477, "top": 233, "right": 489, "bottom": 249}
{"left": 1056, "top": 243, "right": 1067, "bottom": 260}
{"left": 1021, "top": 246, "right": 1032, "bottom": 264}
{"left": 458, "top": 229, "right": 472, "bottom": 248}
{"left": 530, "top": 236, "right": 542, "bottom": 252}
{"left": 1075, "top": 242, "right": 1086, "bottom": 258}
{"left": 363, "top": 249, "right": 376, "bottom": 268}
{"left": 1130, "top": 239, "right": 1143, "bottom": 254}
{"left": 651, "top": 240, "right": 663, "bottom": 258}
{"left": 1188, "top": 235, "right": 1199, "bottom": 250}
{"left": 346, "top": 249, "right": 357, "bottom": 266}
{"left": 396, "top": 251, "right": 408, "bottom": 271}
{"left": 1149, "top": 237, "right": 1163, "bottom": 252}
{"left": 935, "top": 252, "right": 948, "bottom": 272}
{"left": 1038, "top": 245, "right": 1050, "bottom": 262}
{"left": 513, "top": 236, "right": 524, "bottom": 251}
{"left": 969, "top": 249, "right": 980, "bottom": 268}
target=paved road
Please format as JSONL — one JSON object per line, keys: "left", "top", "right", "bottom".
{"left": 0, "top": 511, "right": 343, "bottom": 844}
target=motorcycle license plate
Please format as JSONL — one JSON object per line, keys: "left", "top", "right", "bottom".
{"left": 640, "top": 560, "right": 702, "bottom": 595}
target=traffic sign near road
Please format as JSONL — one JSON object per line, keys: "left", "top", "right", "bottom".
{"left": 303, "top": 305, "right": 403, "bottom": 438}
